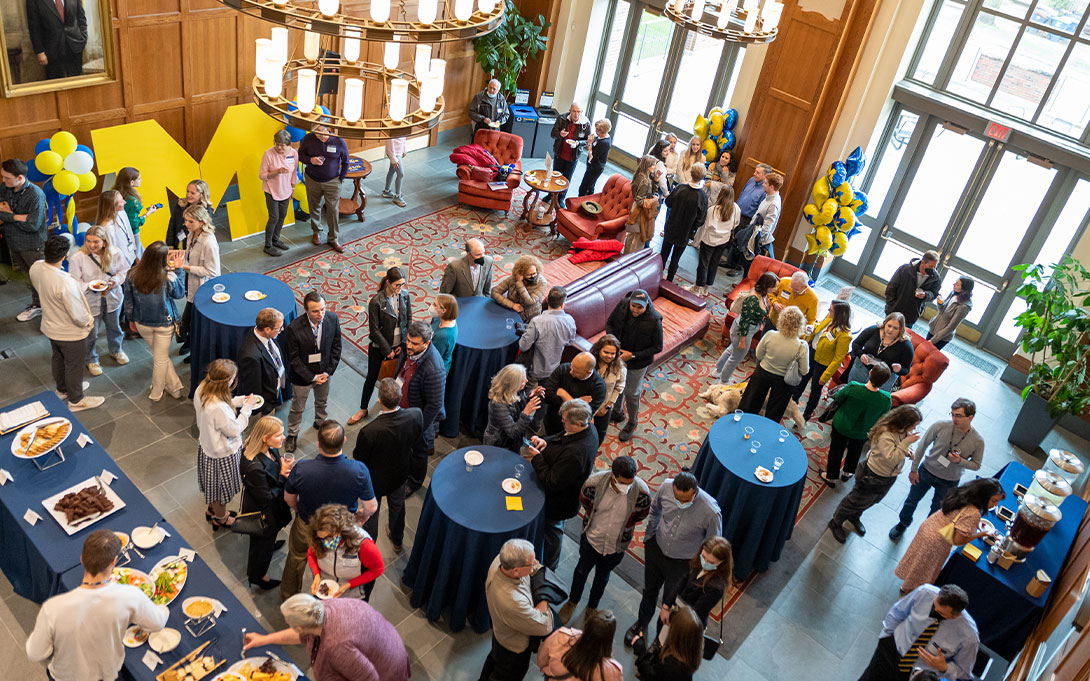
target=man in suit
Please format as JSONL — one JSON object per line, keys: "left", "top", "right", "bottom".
{"left": 353, "top": 378, "right": 423, "bottom": 555}
{"left": 399, "top": 320, "right": 447, "bottom": 495}
{"left": 26, "top": 0, "right": 88, "bottom": 80}
{"left": 236, "top": 308, "right": 286, "bottom": 415}
{"left": 283, "top": 291, "right": 342, "bottom": 453}
{"left": 439, "top": 238, "right": 494, "bottom": 298}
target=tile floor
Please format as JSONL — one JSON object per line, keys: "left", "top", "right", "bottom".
{"left": 0, "top": 128, "right": 1086, "bottom": 681}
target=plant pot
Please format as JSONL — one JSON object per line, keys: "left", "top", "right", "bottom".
{"left": 1008, "top": 391, "right": 1060, "bottom": 454}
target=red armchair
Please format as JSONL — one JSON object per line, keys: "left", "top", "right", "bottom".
{"left": 455, "top": 129, "right": 523, "bottom": 213}
{"left": 828, "top": 330, "right": 949, "bottom": 406}
{"left": 721, "top": 255, "right": 804, "bottom": 341}
{"left": 556, "top": 174, "right": 633, "bottom": 243}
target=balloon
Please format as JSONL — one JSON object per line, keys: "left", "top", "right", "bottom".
{"left": 77, "top": 171, "right": 97, "bottom": 192}
{"left": 851, "top": 189, "right": 869, "bottom": 216}
{"left": 819, "top": 198, "right": 838, "bottom": 225}
{"left": 63, "top": 150, "right": 94, "bottom": 174}
{"left": 805, "top": 233, "right": 820, "bottom": 254}
{"left": 53, "top": 170, "right": 80, "bottom": 195}
{"left": 724, "top": 108, "right": 738, "bottom": 130}
{"left": 719, "top": 130, "right": 735, "bottom": 151}
{"left": 833, "top": 181, "right": 854, "bottom": 206}
{"left": 701, "top": 139, "right": 717, "bottom": 160}
{"left": 75, "top": 144, "right": 93, "bottom": 156}
{"left": 35, "top": 150, "right": 63, "bottom": 175}
{"left": 709, "top": 112, "right": 725, "bottom": 137}
{"left": 835, "top": 205, "right": 856, "bottom": 232}
{"left": 708, "top": 107, "right": 723, "bottom": 117}
{"left": 844, "top": 145, "right": 865, "bottom": 179}
{"left": 50, "top": 131, "right": 78, "bottom": 157}
{"left": 815, "top": 225, "right": 833, "bottom": 251}
{"left": 829, "top": 230, "right": 849, "bottom": 256}
{"left": 803, "top": 203, "right": 821, "bottom": 226}
{"left": 826, "top": 161, "right": 847, "bottom": 188}
{"left": 26, "top": 159, "right": 47, "bottom": 182}
{"left": 292, "top": 181, "right": 309, "bottom": 212}
{"left": 34, "top": 138, "right": 52, "bottom": 155}
{"left": 811, "top": 176, "right": 830, "bottom": 206}
{"left": 847, "top": 226, "right": 862, "bottom": 239}
{"left": 694, "top": 115, "right": 708, "bottom": 140}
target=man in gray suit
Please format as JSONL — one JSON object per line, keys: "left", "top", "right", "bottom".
{"left": 439, "top": 238, "right": 494, "bottom": 298}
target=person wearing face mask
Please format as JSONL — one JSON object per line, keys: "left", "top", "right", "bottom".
{"left": 491, "top": 254, "right": 548, "bottom": 322}
{"left": 624, "top": 471, "right": 722, "bottom": 648}
{"left": 306, "top": 503, "right": 384, "bottom": 601}
{"left": 429, "top": 293, "right": 459, "bottom": 371}
{"left": 647, "top": 536, "right": 732, "bottom": 647}
{"left": 557, "top": 456, "right": 650, "bottom": 626}
{"left": 440, "top": 238, "right": 495, "bottom": 298}
{"left": 551, "top": 103, "right": 592, "bottom": 198}
{"left": 468, "top": 79, "right": 511, "bottom": 134}
{"left": 884, "top": 250, "right": 942, "bottom": 327}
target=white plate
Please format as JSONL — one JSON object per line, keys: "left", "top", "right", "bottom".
{"left": 249, "top": 395, "right": 265, "bottom": 410}
{"left": 148, "top": 555, "right": 188, "bottom": 605}
{"left": 131, "top": 525, "right": 165, "bottom": 549}
{"left": 123, "top": 624, "right": 148, "bottom": 648}
{"left": 228, "top": 657, "right": 301, "bottom": 680}
{"left": 502, "top": 478, "right": 522, "bottom": 494}
{"left": 555, "top": 178, "right": 567, "bottom": 186}
{"left": 212, "top": 292, "right": 231, "bottom": 303}
{"left": 148, "top": 627, "right": 181, "bottom": 653}
{"left": 979, "top": 518, "right": 996, "bottom": 535}
{"left": 315, "top": 578, "right": 340, "bottom": 600}
{"left": 754, "top": 466, "right": 773, "bottom": 483}
{"left": 88, "top": 280, "right": 109, "bottom": 292}
{"left": 244, "top": 290, "right": 267, "bottom": 301}
{"left": 464, "top": 450, "right": 484, "bottom": 466}
{"left": 41, "top": 478, "right": 127, "bottom": 535}
{"left": 11, "top": 417, "right": 72, "bottom": 458}
{"left": 211, "top": 674, "right": 246, "bottom": 681}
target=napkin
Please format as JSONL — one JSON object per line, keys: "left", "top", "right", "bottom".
{"left": 178, "top": 548, "right": 195, "bottom": 562}
{"left": 99, "top": 469, "right": 116, "bottom": 484}
{"left": 158, "top": 526, "right": 172, "bottom": 539}
{"left": 24, "top": 509, "right": 41, "bottom": 525}
{"left": 0, "top": 469, "right": 12, "bottom": 485}
{"left": 505, "top": 496, "right": 523, "bottom": 511}
{"left": 77, "top": 432, "right": 93, "bottom": 448}
{"left": 141, "top": 651, "right": 162, "bottom": 670}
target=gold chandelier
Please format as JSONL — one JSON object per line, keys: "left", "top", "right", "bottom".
{"left": 665, "top": 0, "right": 784, "bottom": 44}
{"left": 218, "top": 0, "right": 506, "bottom": 139}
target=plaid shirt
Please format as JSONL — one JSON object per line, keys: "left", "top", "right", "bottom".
{"left": 0, "top": 179, "right": 48, "bottom": 253}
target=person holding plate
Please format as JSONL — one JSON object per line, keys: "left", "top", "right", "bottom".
{"left": 551, "top": 103, "right": 592, "bottom": 200}
{"left": 69, "top": 225, "right": 129, "bottom": 377}
{"left": 237, "top": 308, "right": 286, "bottom": 416}
{"left": 305, "top": 504, "right": 384, "bottom": 601}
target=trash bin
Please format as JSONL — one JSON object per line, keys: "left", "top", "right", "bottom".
{"left": 532, "top": 106, "right": 559, "bottom": 158}
{"left": 507, "top": 105, "right": 538, "bottom": 156}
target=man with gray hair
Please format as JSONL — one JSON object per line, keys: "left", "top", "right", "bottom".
{"left": 725, "top": 162, "right": 774, "bottom": 274}
{"left": 468, "top": 79, "right": 511, "bottom": 134}
{"left": 480, "top": 538, "right": 553, "bottom": 681}
{"left": 399, "top": 320, "right": 447, "bottom": 494}
{"left": 440, "top": 237, "right": 495, "bottom": 298}
{"left": 526, "top": 398, "right": 598, "bottom": 570}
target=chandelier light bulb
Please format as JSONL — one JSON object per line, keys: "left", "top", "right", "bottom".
{"left": 384, "top": 41, "right": 400, "bottom": 70}
{"left": 743, "top": 0, "right": 758, "bottom": 12}
{"left": 414, "top": 44, "right": 432, "bottom": 81}
{"left": 418, "top": 0, "right": 437, "bottom": 24}
{"left": 454, "top": 0, "right": 473, "bottom": 21}
{"left": 344, "top": 78, "right": 363, "bottom": 122}
{"left": 304, "top": 30, "right": 319, "bottom": 62}
{"left": 271, "top": 0, "right": 286, "bottom": 5}
{"left": 717, "top": 5, "right": 730, "bottom": 28}
{"left": 317, "top": 0, "right": 338, "bottom": 17}
{"left": 743, "top": 9, "right": 758, "bottom": 32}
{"left": 370, "top": 0, "right": 390, "bottom": 22}
{"left": 344, "top": 28, "right": 360, "bottom": 63}
{"left": 270, "top": 27, "right": 288, "bottom": 64}
{"left": 255, "top": 38, "right": 272, "bottom": 82}
{"left": 389, "top": 78, "right": 409, "bottom": 122}
{"left": 430, "top": 58, "right": 446, "bottom": 95}
{"left": 479, "top": 0, "right": 497, "bottom": 12}
{"left": 690, "top": 0, "right": 705, "bottom": 20}
{"left": 264, "top": 56, "right": 283, "bottom": 98}
{"left": 673, "top": 0, "right": 686, "bottom": 11}
{"left": 420, "top": 73, "right": 440, "bottom": 113}
{"left": 297, "top": 68, "right": 317, "bottom": 114}
{"left": 763, "top": 0, "right": 784, "bottom": 29}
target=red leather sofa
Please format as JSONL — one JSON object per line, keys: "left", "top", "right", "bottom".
{"left": 455, "top": 129, "right": 523, "bottom": 213}
{"left": 829, "top": 329, "right": 949, "bottom": 406}
{"left": 721, "top": 255, "right": 804, "bottom": 340}
{"left": 556, "top": 174, "right": 633, "bottom": 243}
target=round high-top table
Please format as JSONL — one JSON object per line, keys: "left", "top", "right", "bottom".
{"left": 337, "top": 156, "right": 372, "bottom": 222}
{"left": 438, "top": 297, "right": 522, "bottom": 438}
{"left": 402, "top": 445, "right": 545, "bottom": 633}
{"left": 692, "top": 412, "right": 808, "bottom": 580}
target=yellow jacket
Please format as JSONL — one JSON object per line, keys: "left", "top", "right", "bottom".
{"left": 769, "top": 277, "right": 819, "bottom": 327}
{"left": 807, "top": 315, "right": 853, "bottom": 383}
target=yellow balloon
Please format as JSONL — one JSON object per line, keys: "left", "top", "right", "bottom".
{"left": 815, "top": 226, "right": 833, "bottom": 251}
{"left": 293, "top": 181, "right": 309, "bottom": 212}
{"left": 36, "top": 150, "right": 62, "bottom": 175}
{"left": 694, "top": 115, "right": 708, "bottom": 140}
{"left": 50, "top": 131, "right": 77, "bottom": 157}
{"left": 709, "top": 112, "right": 725, "bottom": 137}
{"left": 811, "top": 177, "right": 830, "bottom": 207}
{"left": 834, "top": 182, "right": 854, "bottom": 206}
{"left": 53, "top": 170, "right": 79, "bottom": 195}
{"left": 819, "top": 198, "right": 838, "bottom": 225}
{"left": 836, "top": 206, "right": 856, "bottom": 232}
{"left": 77, "top": 172, "right": 97, "bottom": 192}
{"left": 830, "top": 231, "right": 849, "bottom": 255}
{"left": 802, "top": 203, "right": 821, "bottom": 225}
{"left": 805, "top": 233, "right": 820, "bottom": 255}
{"left": 708, "top": 107, "right": 724, "bottom": 117}
{"left": 702, "top": 139, "right": 717, "bottom": 159}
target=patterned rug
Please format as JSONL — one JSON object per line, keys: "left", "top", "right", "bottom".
{"left": 265, "top": 200, "right": 831, "bottom": 634}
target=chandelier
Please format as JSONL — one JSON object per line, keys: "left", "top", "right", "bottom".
{"left": 218, "top": 0, "right": 506, "bottom": 139}
{"left": 665, "top": 0, "right": 784, "bottom": 44}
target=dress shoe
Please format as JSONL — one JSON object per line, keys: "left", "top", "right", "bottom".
{"left": 404, "top": 482, "right": 422, "bottom": 496}
{"left": 889, "top": 523, "right": 907, "bottom": 540}
{"left": 328, "top": 241, "right": 344, "bottom": 254}
{"left": 264, "top": 246, "right": 282, "bottom": 257}
{"left": 250, "top": 578, "right": 281, "bottom": 590}
{"left": 273, "top": 240, "right": 289, "bottom": 250}
{"left": 841, "top": 472, "right": 853, "bottom": 483}
{"left": 618, "top": 424, "right": 635, "bottom": 442}
{"left": 623, "top": 622, "right": 645, "bottom": 648}
{"left": 273, "top": 540, "right": 286, "bottom": 551}
{"left": 284, "top": 435, "right": 297, "bottom": 453}
{"left": 347, "top": 409, "right": 367, "bottom": 425}
{"left": 610, "top": 410, "right": 625, "bottom": 424}
{"left": 827, "top": 519, "right": 848, "bottom": 544}
{"left": 311, "top": 233, "right": 322, "bottom": 246}
{"left": 849, "top": 518, "right": 866, "bottom": 536}
{"left": 386, "top": 529, "right": 403, "bottom": 554}
{"left": 313, "top": 420, "right": 323, "bottom": 430}
{"left": 427, "top": 447, "right": 436, "bottom": 457}
{"left": 557, "top": 601, "right": 576, "bottom": 625}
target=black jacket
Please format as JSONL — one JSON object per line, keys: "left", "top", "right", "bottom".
{"left": 606, "top": 293, "right": 664, "bottom": 371}
{"left": 236, "top": 330, "right": 285, "bottom": 410}
{"left": 166, "top": 202, "right": 190, "bottom": 251}
{"left": 849, "top": 324, "right": 915, "bottom": 378}
{"left": 239, "top": 448, "right": 293, "bottom": 534}
{"left": 662, "top": 183, "right": 708, "bottom": 245}
{"left": 633, "top": 643, "right": 694, "bottom": 681}
{"left": 664, "top": 567, "right": 728, "bottom": 626}
{"left": 542, "top": 364, "right": 606, "bottom": 437}
{"left": 353, "top": 407, "right": 424, "bottom": 497}
{"left": 285, "top": 311, "right": 342, "bottom": 386}
{"left": 884, "top": 258, "right": 942, "bottom": 326}
{"left": 26, "top": 0, "right": 87, "bottom": 59}
{"left": 551, "top": 114, "right": 592, "bottom": 160}
{"left": 531, "top": 426, "right": 598, "bottom": 521}
{"left": 368, "top": 288, "right": 412, "bottom": 358}
{"left": 398, "top": 344, "right": 447, "bottom": 428}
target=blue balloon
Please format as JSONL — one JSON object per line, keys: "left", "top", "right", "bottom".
{"left": 828, "top": 161, "right": 847, "bottom": 188}
{"left": 724, "top": 108, "right": 738, "bottom": 130}
{"left": 34, "top": 138, "right": 53, "bottom": 155}
{"left": 844, "top": 145, "right": 865, "bottom": 179}
{"left": 720, "top": 130, "right": 736, "bottom": 151}
{"left": 75, "top": 144, "right": 94, "bottom": 158}
{"left": 852, "top": 189, "right": 869, "bottom": 216}
{"left": 846, "top": 226, "right": 862, "bottom": 239}
{"left": 26, "top": 159, "right": 47, "bottom": 182}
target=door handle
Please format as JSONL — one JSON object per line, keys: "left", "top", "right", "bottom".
{"left": 611, "top": 100, "right": 620, "bottom": 114}
{"left": 998, "top": 279, "right": 1009, "bottom": 292}
{"left": 880, "top": 224, "right": 892, "bottom": 239}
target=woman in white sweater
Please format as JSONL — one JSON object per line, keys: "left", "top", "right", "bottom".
{"left": 675, "top": 136, "right": 705, "bottom": 185}
{"left": 69, "top": 225, "right": 130, "bottom": 376}
{"left": 96, "top": 190, "right": 138, "bottom": 269}
{"left": 194, "top": 358, "right": 257, "bottom": 528}
{"left": 738, "top": 305, "right": 808, "bottom": 424}
{"left": 691, "top": 185, "right": 740, "bottom": 296}
{"left": 179, "top": 204, "right": 221, "bottom": 357}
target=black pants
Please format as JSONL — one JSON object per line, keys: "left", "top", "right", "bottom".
{"left": 739, "top": 365, "right": 793, "bottom": 424}
{"left": 363, "top": 485, "right": 407, "bottom": 546}
{"left": 407, "top": 424, "right": 435, "bottom": 487}
{"left": 554, "top": 157, "right": 577, "bottom": 201}
{"left": 478, "top": 636, "right": 532, "bottom": 681}
{"left": 568, "top": 534, "right": 625, "bottom": 609}
{"left": 578, "top": 164, "right": 605, "bottom": 196}
{"left": 179, "top": 300, "right": 194, "bottom": 347}
{"left": 831, "top": 463, "right": 898, "bottom": 527}
{"left": 925, "top": 331, "right": 950, "bottom": 350}
{"left": 543, "top": 519, "right": 565, "bottom": 571}
{"left": 359, "top": 343, "right": 402, "bottom": 409}
{"left": 635, "top": 536, "right": 690, "bottom": 630}
{"left": 593, "top": 408, "right": 611, "bottom": 448}
{"left": 43, "top": 50, "right": 83, "bottom": 79}
{"left": 695, "top": 242, "right": 729, "bottom": 287}
{"left": 264, "top": 193, "right": 290, "bottom": 248}
{"left": 660, "top": 240, "right": 685, "bottom": 281}
{"left": 247, "top": 530, "right": 281, "bottom": 583}
{"left": 826, "top": 425, "right": 867, "bottom": 479}
{"left": 792, "top": 349, "right": 829, "bottom": 420}
{"left": 51, "top": 337, "right": 87, "bottom": 404}
{"left": 858, "top": 636, "right": 910, "bottom": 681}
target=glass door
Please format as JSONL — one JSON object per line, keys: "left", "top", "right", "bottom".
{"left": 609, "top": 7, "right": 675, "bottom": 159}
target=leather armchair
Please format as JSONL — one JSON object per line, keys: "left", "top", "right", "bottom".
{"left": 456, "top": 129, "right": 523, "bottom": 213}
{"left": 721, "top": 255, "right": 803, "bottom": 342}
{"left": 556, "top": 174, "right": 633, "bottom": 243}
{"left": 828, "top": 330, "right": 948, "bottom": 406}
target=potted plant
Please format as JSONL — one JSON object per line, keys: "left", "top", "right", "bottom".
{"left": 1007, "top": 256, "right": 1090, "bottom": 453}
{"left": 472, "top": 0, "right": 550, "bottom": 96}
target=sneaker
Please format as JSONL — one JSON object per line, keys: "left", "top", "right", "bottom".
{"left": 272, "top": 240, "right": 289, "bottom": 251}
{"left": 87, "top": 362, "right": 102, "bottom": 376}
{"left": 558, "top": 601, "right": 576, "bottom": 625}
{"left": 69, "top": 396, "right": 105, "bottom": 412}
{"left": 264, "top": 246, "right": 282, "bottom": 257}
{"left": 17, "top": 305, "right": 42, "bottom": 322}
{"left": 113, "top": 351, "right": 129, "bottom": 365}
{"left": 393, "top": 196, "right": 406, "bottom": 208}
{"left": 888, "top": 523, "right": 907, "bottom": 540}
{"left": 618, "top": 423, "right": 636, "bottom": 442}
{"left": 380, "top": 190, "right": 394, "bottom": 199}
{"left": 57, "top": 381, "right": 91, "bottom": 400}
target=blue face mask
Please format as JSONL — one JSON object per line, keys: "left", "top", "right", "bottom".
{"left": 700, "top": 557, "right": 718, "bottom": 571}
{"left": 676, "top": 499, "right": 693, "bottom": 510}
{"left": 321, "top": 535, "right": 342, "bottom": 551}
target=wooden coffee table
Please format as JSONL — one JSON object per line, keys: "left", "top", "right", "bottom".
{"left": 338, "top": 156, "right": 372, "bottom": 222}
{"left": 520, "top": 169, "right": 570, "bottom": 235}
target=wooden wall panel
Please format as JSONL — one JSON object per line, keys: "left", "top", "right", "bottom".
{"left": 189, "top": 17, "right": 239, "bottom": 95}
{"left": 126, "top": 24, "right": 184, "bottom": 105}
{"left": 129, "top": 0, "right": 181, "bottom": 16}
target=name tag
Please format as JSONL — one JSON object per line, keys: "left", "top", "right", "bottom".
{"left": 780, "top": 290, "right": 791, "bottom": 299}
{"left": 825, "top": 331, "right": 836, "bottom": 342}
{"left": 308, "top": 353, "right": 322, "bottom": 364}
{"left": 284, "top": 154, "right": 294, "bottom": 162}
{"left": 395, "top": 377, "right": 404, "bottom": 390}
{"left": 937, "top": 455, "right": 951, "bottom": 467}
{"left": 326, "top": 145, "right": 337, "bottom": 153}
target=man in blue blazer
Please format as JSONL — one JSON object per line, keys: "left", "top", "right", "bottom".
{"left": 283, "top": 291, "right": 342, "bottom": 453}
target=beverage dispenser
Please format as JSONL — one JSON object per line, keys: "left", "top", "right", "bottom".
{"left": 999, "top": 494, "right": 1062, "bottom": 561}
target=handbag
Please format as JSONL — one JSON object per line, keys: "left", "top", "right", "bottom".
{"left": 817, "top": 383, "right": 846, "bottom": 424}
{"left": 783, "top": 343, "right": 805, "bottom": 387}
{"left": 230, "top": 486, "right": 271, "bottom": 537}
{"left": 377, "top": 357, "right": 399, "bottom": 381}
{"left": 938, "top": 507, "right": 966, "bottom": 545}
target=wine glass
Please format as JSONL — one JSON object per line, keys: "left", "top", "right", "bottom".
{"left": 743, "top": 426, "right": 754, "bottom": 440}
{"left": 778, "top": 429, "right": 789, "bottom": 443}
{"left": 733, "top": 409, "right": 743, "bottom": 423}
{"left": 514, "top": 463, "right": 525, "bottom": 480}
{"left": 750, "top": 440, "right": 761, "bottom": 456}
{"left": 773, "top": 457, "right": 784, "bottom": 472}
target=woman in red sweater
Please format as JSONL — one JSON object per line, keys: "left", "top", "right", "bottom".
{"left": 306, "top": 504, "right": 384, "bottom": 601}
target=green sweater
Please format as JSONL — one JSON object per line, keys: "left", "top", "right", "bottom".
{"left": 831, "top": 382, "right": 892, "bottom": 440}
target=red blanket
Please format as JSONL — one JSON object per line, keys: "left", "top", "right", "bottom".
{"left": 449, "top": 144, "right": 499, "bottom": 168}
{"left": 569, "top": 238, "right": 623, "bottom": 263}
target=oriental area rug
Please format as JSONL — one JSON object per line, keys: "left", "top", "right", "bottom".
{"left": 266, "top": 200, "right": 831, "bottom": 654}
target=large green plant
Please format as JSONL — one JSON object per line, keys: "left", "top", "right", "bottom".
{"left": 1012, "top": 256, "right": 1090, "bottom": 418}
{"left": 472, "top": 0, "right": 550, "bottom": 96}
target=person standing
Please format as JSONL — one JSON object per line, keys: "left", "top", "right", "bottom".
{"left": 353, "top": 378, "right": 423, "bottom": 555}
{"left": 69, "top": 225, "right": 129, "bottom": 377}
{"left": 96, "top": 190, "right": 138, "bottom": 271}
{"left": 280, "top": 420, "right": 378, "bottom": 600}
{"left": 821, "top": 362, "right": 893, "bottom": 486}
{"left": 258, "top": 130, "right": 297, "bottom": 257}
{"left": 165, "top": 179, "right": 211, "bottom": 250}
{"left": 440, "top": 238, "right": 494, "bottom": 298}
{"left": 557, "top": 456, "right": 650, "bottom": 626}
{"left": 468, "top": 79, "right": 510, "bottom": 134}
{"left": 704, "top": 149, "right": 736, "bottom": 204}
{"left": 484, "top": 364, "right": 542, "bottom": 451}
{"left": 738, "top": 305, "right": 808, "bottom": 425}
{"left": 655, "top": 537, "right": 732, "bottom": 630}
{"left": 724, "top": 163, "right": 772, "bottom": 274}
{"left": 479, "top": 539, "right": 554, "bottom": 681}
{"left": 714, "top": 271, "right": 777, "bottom": 384}
{"left": 632, "top": 605, "right": 704, "bottom": 681}
{"left": 674, "top": 136, "right": 704, "bottom": 186}
{"left": 305, "top": 503, "right": 385, "bottom": 601}
{"left": 927, "top": 276, "right": 974, "bottom": 350}
{"left": 350, "top": 266, "right": 411, "bottom": 425}
{"left": 691, "top": 184, "right": 739, "bottom": 296}
{"left": 491, "top": 254, "right": 548, "bottom": 322}
{"left": 518, "top": 286, "right": 577, "bottom": 388}
{"left": 846, "top": 312, "right": 915, "bottom": 391}
{"left": 660, "top": 164, "right": 708, "bottom": 282}
{"left": 381, "top": 136, "right": 407, "bottom": 207}
{"left": 115, "top": 168, "right": 157, "bottom": 257}
{"left": 606, "top": 289, "right": 663, "bottom": 442}
{"left": 399, "top": 321, "right": 447, "bottom": 494}
{"left": 589, "top": 335, "right": 626, "bottom": 446}
{"left": 123, "top": 241, "right": 186, "bottom": 401}
{"left": 537, "top": 610, "right": 624, "bottom": 681}
{"left": 794, "top": 299, "right": 853, "bottom": 421}
{"left": 624, "top": 472, "right": 721, "bottom": 647}
{"left": 178, "top": 204, "right": 221, "bottom": 358}
{"left": 25, "top": 531, "right": 169, "bottom": 681}
{"left": 236, "top": 308, "right": 286, "bottom": 415}
{"left": 284, "top": 290, "right": 342, "bottom": 452}
{"left": 623, "top": 155, "right": 661, "bottom": 254}
{"left": 551, "top": 103, "right": 592, "bottom": 194}
{"left": 29, "top": 235, "right": 102, "bottom": 411}
{"left": 884, "top": 250, "right": 942, "bottom": 327}
{"left": 298, "top": 124, "right": 349, "bottom": 253}
{"left": 749, "top": 171, "right": 783, "bottom": 260}
{"left": 25, "top": 0, "right": 88, "bottom": 79}
{"left": 239, "top": 416, "right": 294, "bottom": 590}
{"left": 429, "top": 293, "right": 459, "bottom": 371}
{"left": 577, "top": 119, "right": 612, "bottom": 197}
{"left": 542, "top": 353, "right": 607, "bottom": 437}
{"left": 889, "top": 398, "right": 985, "bottom": 540}
{"left": 194, "top": 359, "right": 258, "bottom": 528}
{"left": 1, "top": 159, "right": 48, "bottom": 322}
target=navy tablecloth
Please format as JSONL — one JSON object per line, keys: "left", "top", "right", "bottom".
{"left": 438, "top": 297, "right": 521, "bottom": 438}
{"left": 402, "top": 446, "right": 545, "bottom": 633}
{"left": 188, "top": 272, "right": 298, "bottom": 396}
{"left": 0, "top": 392, "right": 164, "bottom": 603}
{"left": 936, "top": 461, "right": 1088, "bottom": 660}
{"left": 692, "top": 413, "right": 807, "bottom": 581}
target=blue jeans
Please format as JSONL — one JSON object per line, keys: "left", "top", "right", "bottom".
{"left": 86, "top": 302, "right": 123, "bottom": 363}
{"left": 897, "top": 465, "right": 959, "bottom": 527}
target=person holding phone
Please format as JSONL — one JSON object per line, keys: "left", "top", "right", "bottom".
{"left": 484, "top": 364, "right": 543, "bottom": 451}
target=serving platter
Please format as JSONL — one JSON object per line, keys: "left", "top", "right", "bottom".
{"left": 41, "top": 477, "right": 126, "bottom": 534}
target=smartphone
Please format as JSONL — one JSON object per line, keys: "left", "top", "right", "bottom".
{"left": 521, "top": 437, "right": 533, "bottom": 450}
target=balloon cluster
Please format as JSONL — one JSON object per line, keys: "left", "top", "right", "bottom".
{"left": 693, "top": 107, "right": 738, "bottom": 163}
{"left": 802, "top": 146, "right": 867, "bottom": 258}
{"left": 27, "top": 131, "right": 97, "bottom": 238}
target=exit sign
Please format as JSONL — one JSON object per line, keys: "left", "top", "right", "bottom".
{"left": 985, "top": 121, "right": 1012, "bottom": 142}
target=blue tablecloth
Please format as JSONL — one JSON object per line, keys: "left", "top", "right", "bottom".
{"left": 692, "top": 413, "right": 807, "bottom": 581}
{"left": 0, "top": 392, "right": 164, "bottom": 603}
{"left": 58, "top": 521, "right": 306, "bottom": 681}
{"left": 189, "top": 272, "right": 298, "bottom": 396}
{"left": 438, "top": 297, "right": 521, "bottom": 438}
{"left": 936, "top": 461, "right": 1088, "bottom": 660}
{"left": 402, "top": 446, "right": 545, "bottom": 632}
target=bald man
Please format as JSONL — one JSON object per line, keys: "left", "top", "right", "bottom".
{"left": 541, "top": 352, "right": 606, "bottom": 437}
{"left": 440, "top": 238, "right": 495, "bottom": 298}
{"left": 468, "top": 79, "right": 510, "bottom": 134}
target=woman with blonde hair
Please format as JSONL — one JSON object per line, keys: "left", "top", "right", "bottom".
{"left": 166, "top": 179, "right": 212, "bottom": 249}
{"left": 691, "top": 183, "right": 739, "bottom": 296}
{"left": 846, "top": 311, "right": 914, "bottom": 392}
{"left": 240, "top": 416, "right": 294, "bottom": 589}
{"left": 675, "top": 136, "right": 705, "bottom": 185}
{"left": 738, "top": 305, "right": 808, "bottom": 424}
{"left": 430, "top": 293, "right": 459, "bottom": 371}
{"left": 624, "top": 154, "right": 661, "bottom": 254}
{"left": 69, "top": 224, "right": 129, "bottom": 376}
{"left": 483, "top": 364, "right": 543, "bottom": 450}
{"left": 177, "top": 204, "right": 221, "bottom": 357}
{"left": 123, "top": 241, "right": 186, "bottom": 400}
{"left": 194, "top": 359, "right": 258, "bottom": 528}
{"left": 96, "top": 190, "right": 138, "bottom": 268}
{"left": 491, "top": 254, "right": 548, "bottom": 322}
{"left": 306, "top": 503, "right": 384, "bottom": 600}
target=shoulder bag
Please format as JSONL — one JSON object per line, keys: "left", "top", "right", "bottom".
{"left": 703, "top": 597, "right": 724, "bottom": 660}
{"left": 230, "top": 485, "right": 271, "bottom": 537}
{"left": 938, "top": 507, "right": 966, "bottom": 545}
{"left": 783, "top": 342, "right": 806, "bottom": 387}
